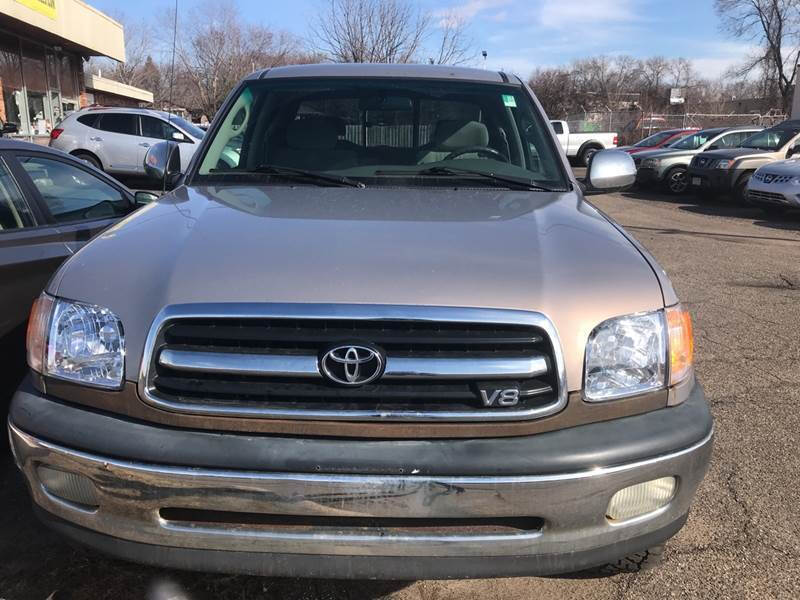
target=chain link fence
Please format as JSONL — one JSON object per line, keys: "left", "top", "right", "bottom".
{"left": 564, "top": 111, "right": 788, "bottom": 145}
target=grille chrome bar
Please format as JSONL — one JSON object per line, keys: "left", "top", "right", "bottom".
{"left": 159, "top": 349, "right": 319, "bottom": 378}
{"left": 159, "top": 349, "right": 548, "bottom": 380}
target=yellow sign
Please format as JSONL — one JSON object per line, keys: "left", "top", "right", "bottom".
{"left": 14, "top": 0, "right": 57, "bottom": 20}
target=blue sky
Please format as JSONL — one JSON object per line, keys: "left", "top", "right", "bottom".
{"left": 87, "top": 0, "right": 746, "bottom": 79}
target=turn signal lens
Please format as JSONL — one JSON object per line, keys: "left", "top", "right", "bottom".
{"left": 666, "top": 304, "right": 693, "bottom": 385}
{"left": 26, "top": 293, "right": 54, "bottom": 373}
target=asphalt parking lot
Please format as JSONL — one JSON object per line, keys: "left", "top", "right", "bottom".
{"left": 2, "top": 179, "right": 800, "bottom": 600}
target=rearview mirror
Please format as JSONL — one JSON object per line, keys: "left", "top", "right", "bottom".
{"left": 585, "top": 150, "right": 636, "bottom": 193}
{"left": 144, "top": 141, "right": 182, "bottom": 189}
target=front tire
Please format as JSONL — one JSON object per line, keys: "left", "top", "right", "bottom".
{"left": 73, "top": 151, "right": 102, "bottom": 171}
{"left": 664, "top": 167, "right": 688, "bottom": 195}
{"left": 597, "top": 544, "right": 665, "bottom": 574}
{"left": 580, "top": 146, "right": 601, "bottom": 167}
{"left": 735, "top": 173, "right": 752, "bottom": 203}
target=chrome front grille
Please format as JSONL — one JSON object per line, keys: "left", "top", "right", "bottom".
{"left": 748, "top": 189, "right": 787, "bottom": 204}
{"left": 139, "top": 304, "right": 566, "bottom": 422}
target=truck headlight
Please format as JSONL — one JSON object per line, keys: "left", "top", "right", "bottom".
{"left": 584, "top": 306, "right": 693, "bottom": 401}
{"left": 715, "top": 160, "right": 732, "bottom": 169}
{"left": 584, "top": 311, "right": 666, "bottom": 401}
{"left": 27, "top": 293, "right": 125, "bottom": 389}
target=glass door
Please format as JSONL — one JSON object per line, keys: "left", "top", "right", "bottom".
{"left": 21, "top": 42, "right": 50, "bottom": 137}
{"left": 46, "top": 52, "right": 62, "bottom": 126}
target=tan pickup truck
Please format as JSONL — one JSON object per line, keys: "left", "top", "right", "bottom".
{"left": 10, "top": 63, "right": 712, "bottom": 580}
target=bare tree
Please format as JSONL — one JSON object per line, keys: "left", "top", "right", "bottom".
{"left": 432, "top": 12, "right": 475, "bottom": 66}
{"left": 88, "top": 16, "right": 151, "bottom": 87}
{"left": 311, "top": 0, "right": 429, "bottom": 63}
{"left": 176, "top": 3, "right": 317, "bottom": 116}
{"left": 715, "top": 0, "right": 800, "bottom": 110}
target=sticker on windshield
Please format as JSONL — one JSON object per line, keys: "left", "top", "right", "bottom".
{"left": 502, "top": 94, "right": 517, "bottom": 108}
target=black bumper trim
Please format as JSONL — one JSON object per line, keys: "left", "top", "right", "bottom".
{"left": 35, "top": 506, "right": 688, "bottom": 579}
{"left": 9, "top": 377, "right": 712, "bottom": 476}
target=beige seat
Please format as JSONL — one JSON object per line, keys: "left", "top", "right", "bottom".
{"left": 417, "top": 120, "right": 491, "bottom": 164}
{"left": 272, "top": 118, "right": 357, "bottom": 170}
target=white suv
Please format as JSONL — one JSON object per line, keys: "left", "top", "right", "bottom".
{"left": 49, "top": 107, "right": 205, "bottom": 177}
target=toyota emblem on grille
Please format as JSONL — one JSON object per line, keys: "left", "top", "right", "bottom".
{"left": 320, "top": 345, "right": 385, "bottom": 386}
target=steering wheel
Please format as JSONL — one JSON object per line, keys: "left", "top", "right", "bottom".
{"left": 444, "top": 146, "right": 509, "bottom": 162}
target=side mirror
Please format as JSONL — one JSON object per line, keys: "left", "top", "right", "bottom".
{"left": 1, "top": 122, "right": 18, "bottom": 135}
{"left": 787, "top": 146, "right": 800, "bottom": 158}
{"left": 144, "top": 141, "right": 182, "bottom": 189}
{"left": 172, "top": 131, "right": 187, "bottom": 142}
{"left": 134, "top": 190, "right": 159, "bottom": 205}
{"left": 707, "top": 145, "right": 719, "bottom": 151}
{"left": 585, "top": 150, "right": 636, "bottom": 193}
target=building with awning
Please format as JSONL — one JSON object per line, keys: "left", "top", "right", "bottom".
{"left": 0, "top": 0, "right": 139, "bottom": 140}
{"left": 84, "top": 73, "right": 153, "bottom": 108}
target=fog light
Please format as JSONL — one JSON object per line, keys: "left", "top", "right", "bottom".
{"left": 37, "top": 466, "right": 99, "bottom": 508}
{"left": 606, "top": 477, "right": 676, "bottom": 522}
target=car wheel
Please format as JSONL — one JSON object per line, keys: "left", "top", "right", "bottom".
{"left": 597, "top": 544, "right": 665, "bottom": 575}
{"left": 580, "top": 146, "right": 600, "bottom": 167}
{"left": 664, "top": 167, "right": 688, "bottom": 195}
{"left": 735, "top": 173, "right": 752, "bottom": 203}
{"left": 74, "top": 152, "right": 102, "bottom": 171}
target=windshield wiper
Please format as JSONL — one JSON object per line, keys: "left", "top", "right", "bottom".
{"left": 374, "top": 166, "right": 558, "bottom": 191}
{"left": 211, "top": 165, "right": 365, "bottom": 188}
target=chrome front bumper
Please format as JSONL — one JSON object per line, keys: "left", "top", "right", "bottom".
{"left": 9, "top": 422, "right": 713, "bottom": 562}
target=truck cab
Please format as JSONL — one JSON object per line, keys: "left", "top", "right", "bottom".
{"left": 550, "top": 119, "right": 619, "bottom": 166}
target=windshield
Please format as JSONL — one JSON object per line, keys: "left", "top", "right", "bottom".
{"left": 633, "top": 130, "right": 675, "bottom": 147}
{"left": 741, "top": 128, "right": 800, "bottom": 151}
{"left": 196, "top": 78, "right": 567, "bottom": 190}
{"left": 171, "top": 116, "right": 206, "bottom": 139}
{"left": 669, "top": 129, "right": 719, "bottom": 150}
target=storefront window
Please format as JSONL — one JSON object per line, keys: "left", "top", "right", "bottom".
{"left": 59, "top": 54, "right": 79, "bottom": 119}
{"left": 0, "top": 38, "right": 24, "bottom": 132}
{"left": 21, "top": 42, "right": 50, "bottom": 136}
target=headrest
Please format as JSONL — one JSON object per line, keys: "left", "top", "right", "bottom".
{"left": 287, "top": 117, "right": 340, "bottom": 150}
{"left": 432, "top": 120, "right": 490, "bottom": 149}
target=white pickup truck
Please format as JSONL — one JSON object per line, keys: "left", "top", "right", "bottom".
{"left": 550, "top": 120, "right": 619, "bottom": 166}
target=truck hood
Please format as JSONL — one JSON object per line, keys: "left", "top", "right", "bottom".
{"left": 755, "top": 158, "right": 800, "bottom": 174}
{"left": 695, "top": 147, "right": 769, "bottom": 161}
{"left": 51, "top": 185, "right": 664, "bottom": 390}
{"left": 633, "top": 148, "right": 695, "bottom": 161}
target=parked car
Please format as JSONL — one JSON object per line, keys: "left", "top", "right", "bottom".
{"left": 549, "top": 119, "right": 619, "bottom": 166}
{"left": 49, "top": 107, "right": 206, "bottom": 178}
{"left": 688, "top": 120, "right": 800, "bottom": 201}
{"left": 745, "top": 159, "right": 800, "bottom": 216}
{"left": 0, "top": 138, "right": 153, "bottom": 370}
{"left": 618, "top": 128, "right": 699, "bottom": 154}
{"left": 10, "top": 63, "right": 711, "bottom": 580}
{"left": 634, "top": 126, "right": 762, "bottom": 194}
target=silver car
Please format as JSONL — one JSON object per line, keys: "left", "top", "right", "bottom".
{"left": 634, "top": 126, "right": 762, "bottom": 194}
{"left": 49, "top": 107, "right": 205, "bottom": 177}
{"left": 746, "top": 158, "right": 800, "bottom": 216}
